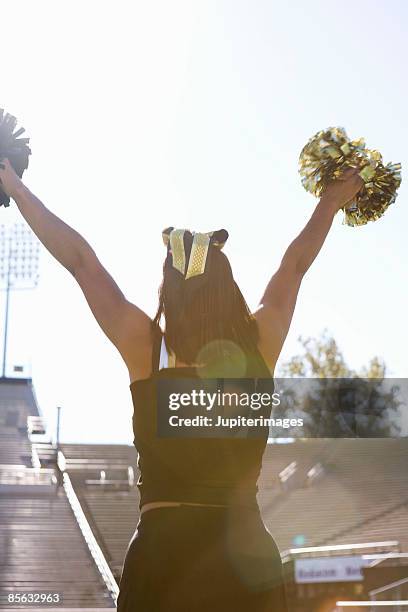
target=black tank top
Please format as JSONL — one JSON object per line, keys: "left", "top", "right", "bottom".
{"left": 129, "top": 329, "right": 273, "bottom": 509}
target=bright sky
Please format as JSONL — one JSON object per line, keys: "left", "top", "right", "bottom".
{"left": 1, "top": 0, "right": 407, "bottom": 443}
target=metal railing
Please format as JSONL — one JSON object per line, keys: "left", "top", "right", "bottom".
{"left": 279, "top": 461, "right": 297, "bottom": 483}
{"left": 281, "top": 540, "right": 400, "bottom": 562}
{"left": 60, "top": 458, "right": 132, "bottom": 471}
{"left": 27, "top": 415, "right": 46, "bottom": 436}
{"left": 0, "top": 464, "right": 56, "bottom": 485}
{"left": 85, "top": 466, "right": 135, "bottom": 488}
{"left": 63, "top": 472, "right": 119, "bottom": 604}
{"left": 336, "top": 601, "right": 408, "bottom": 610}
{"left": 370, "top": 576, "right": 408, "bottom": 602}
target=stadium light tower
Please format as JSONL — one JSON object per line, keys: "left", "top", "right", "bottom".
{"left": 0, "top": 222, "right": 40, "bottom": 378}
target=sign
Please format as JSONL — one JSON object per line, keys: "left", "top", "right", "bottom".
{"left": 295, "top": 556, "right": 370, "bottom": 583}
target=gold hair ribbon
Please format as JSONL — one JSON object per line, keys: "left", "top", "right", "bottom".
{"left": 162, "top": 228, "right": 226, "bottom": 279}
{"left": 168, "top": 229, "right": 186, "bottom": 276}
{"left": 185, "top": 232, "right": 211, "bottom": 280}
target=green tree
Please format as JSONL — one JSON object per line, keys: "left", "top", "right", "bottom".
{"left": 275, "top": 329, "right": 401, "bottom": 438}
{"left": 278, "top": 328, "right": 386, "bottom": 379}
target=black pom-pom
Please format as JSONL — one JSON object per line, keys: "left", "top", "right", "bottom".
{"left": 0, "top": 109, "right": 31, "bottom": 207}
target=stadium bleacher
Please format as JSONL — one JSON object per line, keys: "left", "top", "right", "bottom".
{"left": 259, "top": 438, "right": 408, "bottom": 552}
{"left": 2, "top": 376, "right": 407, "bottom": 610}
{"left": 0, "top": 380, "right": 40, "bottom": 467}
{"left": 329, "top": 502, "right": 408, "bottom": 550}
{"left": 0, "top": 378, "right": 116, "bottom": 609}
{"left": 78, "top": 489, "right": 140, "bottom": 580}
{"left": 0, "top": 427, "right": 32, "bottom": 466}
{"left": 59, "top": 443, "right": 139, "bottom": 582}
{"left": 57, "top": 437, "right": 408, "bottom": 590}
{"left": 0, "top": 489, "right": 114, "bottom": 609}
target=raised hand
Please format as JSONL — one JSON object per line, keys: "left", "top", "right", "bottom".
{"left": 0, "top": 158, "right": 24, "bottom": 199}
{"left": 320, "top": 166, "right": 365, "bottom": 212}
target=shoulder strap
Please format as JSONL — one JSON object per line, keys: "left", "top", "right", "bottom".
{"left": 151, "top": 328, "right": 178, "bottom": 372}
{"left": 159, "top": 337, "right": 177, "bottom": 369}
{"left": 158, "top": 336, "right": 169, "bottom": 370}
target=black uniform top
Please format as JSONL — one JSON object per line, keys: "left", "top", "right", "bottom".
{"left": 129, "top": 329, "right": 273, "bottom": 509}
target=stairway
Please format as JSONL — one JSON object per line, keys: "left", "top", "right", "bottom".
{"left": 0, "top": 487, "right": 116, "bottom": 609}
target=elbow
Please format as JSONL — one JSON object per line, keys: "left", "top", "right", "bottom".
{"left": 294, "top": 259, "right": 309, "bottom": 276}
{"left": 69, "top": 253, "right": 86, "bottom": 278}
{"left": 290, "top": 250, "right": 309, "bottom": 276}
{"left": 282, "top": 250, "right": 307, "bottom": 277}
{"left": 71, "top": 243, "right": 97, "bottom": 278}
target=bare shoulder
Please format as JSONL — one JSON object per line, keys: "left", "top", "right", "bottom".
{"left": 73, "top": 250, "right": 158, "bottom": 382}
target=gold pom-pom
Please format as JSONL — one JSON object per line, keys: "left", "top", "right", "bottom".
{"left": 299, "top": 127, "right": 402, "bottom": 226}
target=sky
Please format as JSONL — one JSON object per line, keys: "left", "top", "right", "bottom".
{"left": 1, "top": 0, "right": 407, "bottom": 443}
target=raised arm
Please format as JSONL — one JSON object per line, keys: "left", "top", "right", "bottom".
{"left": 0, "top": 159, "right": 153, "bottom": 381}
{"left": 254, "top": 167, "right": 364, "bottom": 372}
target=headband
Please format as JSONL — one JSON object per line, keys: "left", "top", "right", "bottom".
{"left": 162, "top": 227, "right": 228, "bottom": 279}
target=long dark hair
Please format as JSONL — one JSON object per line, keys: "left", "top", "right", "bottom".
{"left": 152, "top": 229, "right": 266, "bottom": 375}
